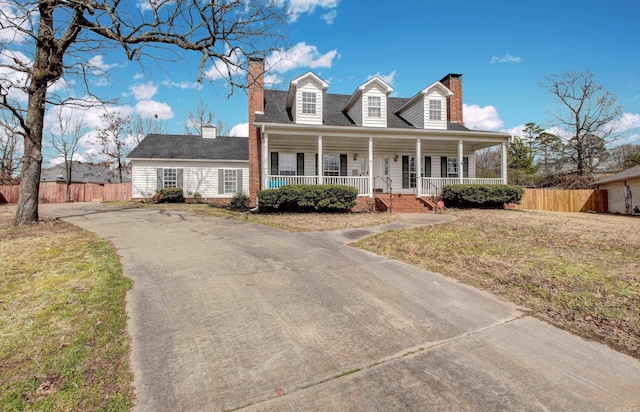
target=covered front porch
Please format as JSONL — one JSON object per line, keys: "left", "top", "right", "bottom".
{"left": 261, "top": 128, "right": 508, "bottom": 198}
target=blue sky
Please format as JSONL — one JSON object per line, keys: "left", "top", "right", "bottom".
{"left": 2, "top": 0, "right": 639, "bottom": 164}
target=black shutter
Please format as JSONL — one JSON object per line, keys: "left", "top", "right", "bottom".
{"left": 177, "top": 169, "right": 183, "bottom": 189}
{"left": 463, "top": 157, "right": 469, "bottom": 178}
{"left": 270, "top": 152, "right": 279, "bottom": 175}
{"left": 423, "top": 156, "right": 432, "bottom": 178}
{"left": 441, "top": 157, "right": 447, "bottom": 178}
{"left": 402, "top": 156, "right": 409, "bottom": 188}
{"left": 340, "top": 154, "right": 347, "bottom": 176}
{"left": 218, "top": 169, "right": 224, "bottom": 194}
{"left": 315, "top": 153, "right": 319, "bottom": 175}
{"left": 156, "top": 168, "right": 163, "bottom": 190}
{"left": 236, "top": 169, "right": 243, "bottom": 193}
{"left": 297, "top": 153, "right": 305, "bottom": 176}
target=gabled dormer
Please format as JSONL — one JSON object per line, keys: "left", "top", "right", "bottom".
{"left": 396, "top": 81, "right": 453, "bottom": 130}
{"left": 342, "top": 77, "right": 393, "bottom": 128}
{"left": 286, "top": 72, "right": 329, "bottom": 125}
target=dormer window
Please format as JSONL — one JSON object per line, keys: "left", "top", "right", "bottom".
{"left": 368, "top": 96, "right": 381, "bottom": 118}
{"left": 429, "top": 100, "right": 442, "bottom": 121}
{"left": 302, "top": 92, "right": 317, "bottom": 114}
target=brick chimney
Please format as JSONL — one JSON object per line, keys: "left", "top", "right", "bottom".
{"left": 440, "top": 73, "right": 463, "bottom": 126}
{"left": 248, "top": 57, "right": 264, "bottom": 206}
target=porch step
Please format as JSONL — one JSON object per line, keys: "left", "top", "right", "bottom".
{"left": 374, "top": 194, "right": 437, "bottom": 213}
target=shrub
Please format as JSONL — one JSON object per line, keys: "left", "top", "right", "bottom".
{"left": 154, "top": 187, "right": 184, "bottom": 203}
{"left": 441, "top": 184, "right": 524, "bottom": 208}
{"left": 257, "top": 184, "right": 358, "bottom": 213}
{"left": 230, "top": 193, "right": 250, "bottom": 211}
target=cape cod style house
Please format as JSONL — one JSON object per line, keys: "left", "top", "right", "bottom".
{"left": 247, "top": 58, "right": 510, "bottom": 211}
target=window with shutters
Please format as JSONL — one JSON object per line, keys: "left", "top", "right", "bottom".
{"left": 224, "top": 169, "right": 237, "bottom": 194}
{"left": 302, "top": 92, "right": 316, "bottom": 114}
{"left": 447, "top": 158, "right": 459, "bottom": 177}
{"left": 279, "top": 153, "right": 296, "bottom": 175}
{"left": 323, "top": 154, "right": 340, "bottom": 176}
{"left": 163, "top": 168, "right": 178, "bottom": 188}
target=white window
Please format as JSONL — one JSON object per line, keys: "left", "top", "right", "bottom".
{"left": 224, "top": 169, "right": 237, "bottom": 194}
{"left": 163, "top": 168, "right": 177, "bottom": 188}
{"left": 383, "top": 157, "right": 389, "bottom": 176}
{"left": 447, "top": 157, "right": 458, "bottom": 177}
{"left": 359, "top": 156, "right": 369, "bottom": 176}
{"left": 429, "top": 99, "right": 442, "bottom": 121}
{"left": 302, "top": 92, "right": 316, "bottom": 115}
{"left": 279, "top": 153, "right": 296, "bottom": 176}
{"left": 368, "top": 96, "right": 381, "bottom": 118}
{"left": 409, "top": 156, "right": 417, "bottom": 188}
{"left": 323, "top": 154, "right": 340, "bottom": 176}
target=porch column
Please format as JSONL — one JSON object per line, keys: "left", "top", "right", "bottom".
{"left": 502, "top": 140, "right": 508, "bottom": 184}
{"left": 416, "top": 138, "right": 422, "bottom": 196}
{"left": 458, "top": 139, "right": 464, "bottom": 184}
{"left": 262, "top": 133, "right": 269, "bottom": 190}
{"left": 368, "top": 137, "right": 373, "bottom": 198}
{"left": 318, "top": 135, "right": 323, "bottom": 185}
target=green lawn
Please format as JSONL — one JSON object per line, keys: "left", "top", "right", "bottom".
{"left": 0, "top": 208, "right": 134, "bottom": 411}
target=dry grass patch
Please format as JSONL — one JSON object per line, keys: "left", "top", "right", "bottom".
{"left": 109, "top": 201, "right": 399, "bottom": 232}
{"left": 0, "top": 206, "right": 134, "bottom": 411}
{"left": 354, "top": 209, "right": 640, "bottom": 359}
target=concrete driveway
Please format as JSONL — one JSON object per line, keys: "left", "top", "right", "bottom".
{"left": 41, "top": 203, "right": 640, "bottom": 411}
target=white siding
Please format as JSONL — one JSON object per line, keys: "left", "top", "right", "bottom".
{"left": 347, "top": 99, "right": 362, "bottom": 126}
{"left": 295, "top": 78, "right": 324, "bottom": 125}
{"left": 131, "top": 160, "right": 248, "bottom": 199}
{"left": 362, "top": 85, "right": 387, "bottom": 128}
{"left": 602, "top": 179, "right": 640, "bottom": 214}
{"left": 400, "top": 99, "right": 424, "bottom": 129}
{"left": 423, "top": 90, "right": 447, "bottom": 130}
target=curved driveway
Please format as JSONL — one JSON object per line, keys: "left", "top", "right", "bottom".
{"left": 41, "top": 203, "right": 640, "bottom": 411}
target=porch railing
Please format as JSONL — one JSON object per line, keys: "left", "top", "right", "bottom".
{"left": 267, "top": 175, "right": 370, "bottom": 196}
{"left": 418, "top": 177, "right": 504, "bottom": 196}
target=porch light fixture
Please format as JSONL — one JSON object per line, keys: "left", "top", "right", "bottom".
{"left": 394, "top": 155, "right": 399, "bottom": 162}
{"left": 353, "top": 154, "right": 359, "bottom": 160}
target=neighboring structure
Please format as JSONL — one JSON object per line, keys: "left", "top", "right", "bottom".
{"left": 247, "top": 58, "right": 510, "bottom": 208}
{"left": 592, "top": 165, "right": 640, "bottom": 214}
{"left": 128, "top": 127, "right": 248, "bottom": 201}
{"left": 41, "top": 161, "right": 129, "bottom": 184}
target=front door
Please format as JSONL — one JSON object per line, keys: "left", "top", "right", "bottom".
{"left": 374, "top": 155, "right": 390, "bottom": 191}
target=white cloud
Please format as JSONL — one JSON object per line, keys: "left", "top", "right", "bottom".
{"left": 322, "top": 9, "right": 338, "bottom": 24}
{"left": 490, "top": 53, "right": 522, "bottom": 64}
{"left": 608, "top": 112, "right": 640, "bottom": 133}
{"left": 160, "top": 79, "right": 203, "bottom": 91}
{"left": 367, "top": 70, "right": 396, "bottom": 86}
{"left": 49, "top": 152, "right": 88, "bottom": 167}
{"left": 204, "top": 46, "right": 243, "bottom": 81}
{"left": 463, "top": 104, "right": 504, "bottom": 131}
{"left": 266, "top": 42, "right": 339, "bottom": 74}
{"left": 229, "top": 123, "right": 248, "bottom": 137}
{"left": 87, "top": 55, "right": 118, "bottom": 72}
{"left": 130, "top": 82, "right": 158, "bottom": 100}
{"left": 135, "top": 100, "right": 174, "bottom": 120}
{"left": 136, "top": 0, "right": 176, "bottom": 13}
{"left": 0, "top": 49, "right": 31, "bottom": 102}
{"left": 277, "top": 0, "right": 339, "bottom": 22}
{"left": 133, "top": 73, "right": 144, "bottom": 80}
{"left": 0, "top": 2, "right": 35, "bottom": 43}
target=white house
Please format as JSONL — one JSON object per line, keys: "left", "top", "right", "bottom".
{"left": 592, "top": 165, "right": 640, "bottom": 214}
{"left": 128, "top": 127, "right": 248, "bottom": 202}
{"left": 247, "top": 58, "right": 510, "bottom": 211}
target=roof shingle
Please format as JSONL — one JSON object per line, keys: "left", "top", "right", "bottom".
{"left": 128, "top": 134, "right": 248, "bottom": 161}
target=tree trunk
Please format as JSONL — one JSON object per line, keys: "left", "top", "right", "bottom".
{"left": 66, "top": 161, "right": 72, "bottom": 202}
{"left": 13, "top": 85, "right": 47, "bottom": 225}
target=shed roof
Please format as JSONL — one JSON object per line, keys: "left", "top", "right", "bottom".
{"left": 592, "top": 165, "right": 640, "bottom": 186}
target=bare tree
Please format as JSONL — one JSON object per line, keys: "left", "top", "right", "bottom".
{"left": 95, "top": 112, "right": 132, "bottom": 184}
{"left": 46, "top": 109, "right": 84, "bottom": 201}
{"left": 184, "top": 100, "right": 229, "bottom": 136}
{"left": 543, "top": 70, "right": 622, "bottom": 178}
{"left": 0, "top": 1, "right": 287, "bottom": 225}
{"left": 474, "top": 148, "right": 501, "bottom": 178}
{"left": 610, "top": 143, "right": 640, "bottom": 170}
{"left": 0, "top": 112, "right": 22, "bottom": 184}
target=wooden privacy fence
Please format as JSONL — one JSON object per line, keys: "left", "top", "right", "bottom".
{"left": 514, "top": 188, "right": 608, "bottom": 213}
{"left": 0, "top": 183, "right": 131, "bottom": 204}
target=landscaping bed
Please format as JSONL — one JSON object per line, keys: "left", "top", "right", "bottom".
{"left": 353, "top": 209, "right": 640, "bottom": 359}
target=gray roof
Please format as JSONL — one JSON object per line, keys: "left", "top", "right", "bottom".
{"left": 128, "top": 134, "right": 248, "bottom": 161}
{"left": 41, "top": 161, "right": 129, "bottom": 183}
{"left": 592, "top": 165, "right": 640, "bottom": 186}
{"left": 255, "top": 89, "right": 471, "bottom": 131}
